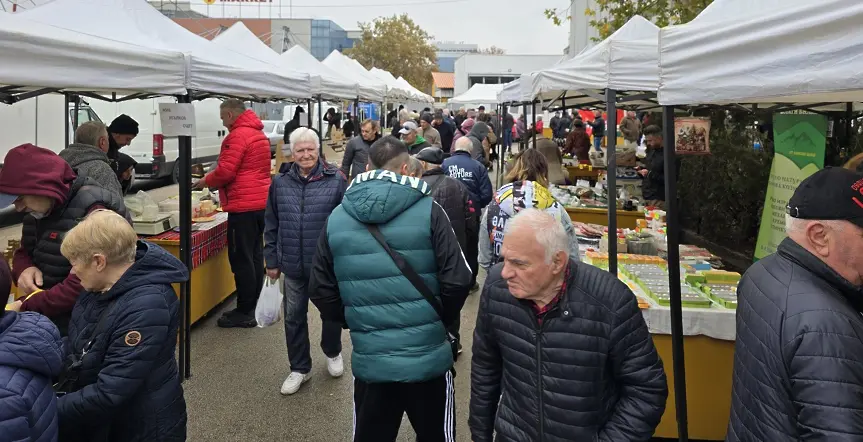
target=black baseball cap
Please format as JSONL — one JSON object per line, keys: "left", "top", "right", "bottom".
{"left": 787, "top": 167, "right": 863, "bottom": 228}
{"left": 415, "top": 147, "right": 444, "bottom": 165}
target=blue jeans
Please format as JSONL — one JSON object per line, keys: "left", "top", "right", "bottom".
{"left": 503, "top": 128, "right": 513, "bottom": 149}
{"left": 283, "top": 276, "right": 343, "bottom": 374}
{"left": 593, "top": 135, "right": 603, "bottom": 150}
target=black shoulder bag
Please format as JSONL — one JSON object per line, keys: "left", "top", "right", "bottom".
{"left": 365, "top": 224, "right": 459, "bottom": 362}
{"left": 54, "top": 299, "right": 119, "bottom": 397}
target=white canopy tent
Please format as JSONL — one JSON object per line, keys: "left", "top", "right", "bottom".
{"left": 450, "top": 83, "right": 504, "bottom": 106}
{"left": 395, "top": 77, "right": 433, "bottom": 105}
{"left": 531, "top": 15, "right": 659, "bottom": 108}
{"left": 369, "top": 67, "right": 412, "bottom": 101}
{"left": 659, "top": 0, "right": 863, "bottom": 105}
{"left": 280, "top": 46, "right": 361, "bottom": 101}
{"left": 212, "top": 23, "right": 348, "bottom": 101}
{"left": 498, "top": 74, "right": 537, "bottom": 104}
{"left": 20, "top": 0, "right": 311, "bottom": 99}
{"left": 0, "top": 11, "right": 187, "bottom": 97}
{"left": 322, "top": 50, "right": 387, "bottom": 102}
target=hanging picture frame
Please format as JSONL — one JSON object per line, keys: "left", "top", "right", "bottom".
{"left": 674, "top": 117, "right": 711, "bottom": 155}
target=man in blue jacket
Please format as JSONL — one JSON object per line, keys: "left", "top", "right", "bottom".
{"left": 0, "top": 253, "right": 63, "bottom": 442}
{"left": 443, "top": 136, "right": 494, "bottom": 291}
{"left": 309, "top": 135, "right": 471, "bottom": 441}
{"left": 264, "top": 127, "right": 348, "bottom": 396}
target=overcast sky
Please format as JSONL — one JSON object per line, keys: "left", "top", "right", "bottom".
{"left": 0, "top": 0, "right": 573, "bottom": 54}
{"left": 191, "top": 0, "right": 572, "bottom": 55}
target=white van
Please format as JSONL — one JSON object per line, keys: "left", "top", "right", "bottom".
{"left": 0, "top": 94, "right": 101, "bottom": 162}
{"left": 0, "top": 94, "right": 224, "bottom": 182}
{"left": 88, "top": 97, "right": 224, "bottom": 182}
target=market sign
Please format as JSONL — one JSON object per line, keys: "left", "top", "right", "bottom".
{"left": 159, "top": 103, "right": 197, "bottom": 137}
{"left": 754, "top": 113, "right": 827, "bottom": 261}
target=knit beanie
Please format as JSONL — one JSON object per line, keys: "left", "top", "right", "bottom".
{"left": 108, "top": 114, "right": 139, "bottom": 135}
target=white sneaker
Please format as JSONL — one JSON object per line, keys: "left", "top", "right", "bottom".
{"left": 327, "top": 354, "right": 344, "bottom": 378}
{"left": 280, "top": 372, "right": 310, "bottom": 395}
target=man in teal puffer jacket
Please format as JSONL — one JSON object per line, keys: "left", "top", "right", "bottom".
{"left": 310, "top": 135, "right": 471, "bottom": 442}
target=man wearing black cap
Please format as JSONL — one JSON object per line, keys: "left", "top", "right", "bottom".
{"left": 433, "top": 111, "right": 455, "bottom": 153}
{"left": 107, "top": 114, "right": 139, "bottom": 190}
{"left": 727, "top": 167, "right": 863, "bottom": 441}
{"left": 415, "top": 146, "right": 472, "bottom": 355}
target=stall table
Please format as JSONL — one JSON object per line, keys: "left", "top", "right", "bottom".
{"left": 143, "top": 212, "right": 235, "bottom": 324}
{"left": 566, "top": 207, "right": 642, "bottom": 230}
{"left": 625, "top": 269, "right": 736, "bottom": 440}
{"left": 565, "top": 165, "right": 603, "bottom": 183}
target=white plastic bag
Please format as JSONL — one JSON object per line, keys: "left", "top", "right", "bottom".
{"left": 255, "top": 277, "right": 283, "bottom": 328}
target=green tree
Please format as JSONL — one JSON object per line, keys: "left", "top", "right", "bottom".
{"left": 345, "top": 14, "right": 438, "bottom": 92}
{"left": 546, "top": 0, "right": 714, "bottom": 40}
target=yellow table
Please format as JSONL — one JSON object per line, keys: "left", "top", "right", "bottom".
{"left": 146, "top": 213, "right": 236, "bottom": 324}
{"left": 565, "top": 165, "right": 603, "bottom": 183}
{"left": 652, "top": 335, "right": 734, "bottom": 440}
{"left": 566, "top": 207, "right": 643, "bottom": 230}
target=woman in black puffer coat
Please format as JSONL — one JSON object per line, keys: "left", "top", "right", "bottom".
{"left": 56, "top": 211, "right": 188, "bottom": 442}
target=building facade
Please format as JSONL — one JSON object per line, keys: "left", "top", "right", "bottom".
{"left": 431, "top": 72, "right": 454, "bottom": 104}
{"left": 568, "top": 0, "right": 605, "bottom": 58}
{"left": 154, "top": 1, "right": 358, "bottom": 59}
{"left": 435, "top": 41, "right": 478, "bottom": 73}
{"left": 453, "top": 54, "right": 561, "bottom": 96}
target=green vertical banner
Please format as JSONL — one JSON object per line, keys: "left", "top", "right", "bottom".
{"left": 754, "top": 113, "right": 827, "bottom": 261}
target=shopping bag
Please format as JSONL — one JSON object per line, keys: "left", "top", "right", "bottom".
{"left": 255, "top": 277, "right": 283, "bottom": 328}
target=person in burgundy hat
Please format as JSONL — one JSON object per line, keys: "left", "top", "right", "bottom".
{"left": 2, "top": 144, "right": 128, "bottom": 335}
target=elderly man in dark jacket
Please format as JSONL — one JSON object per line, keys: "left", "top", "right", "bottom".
{"left": 265, "top": 127, "right": 348, "bottom": 396}
{"left": 432, "top": 111, "right": 455, "bottom": 153}
{"left": 470, "top": 209, "right": 667, "bottom": 442}
{"left": 727, "top": 168, "right": 863, "bottom": 441}
{"left": 59, "top": 121, "right": 123, "bottom": 196}
{"left": 340, "top": 119, "right": 381, "bottom": 181}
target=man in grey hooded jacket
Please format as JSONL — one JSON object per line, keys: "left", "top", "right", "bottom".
{"left": 58, "top": 121, "right": 122, "bottom": 196}
{"left": 468, "top": 121, "right": 491, "bottom": 167}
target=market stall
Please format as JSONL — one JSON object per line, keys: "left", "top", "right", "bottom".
{"left": 145, "top": 212, "right": 234, "bottom": 324}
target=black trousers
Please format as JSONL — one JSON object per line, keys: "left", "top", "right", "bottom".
{"left": 353, "top": 371, "right": 455, "bottom": 442}
{"left": 227, "top": 210, "right": 265, "bottom": 315}
{"left": 465, "top": 213, "right": 480, "bottom": 288}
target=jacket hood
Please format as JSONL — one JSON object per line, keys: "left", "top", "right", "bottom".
{"left": 411, "top": 135, "right": 428, "bottom": 147}
{"left": 494, "top": 180, "right": 561, "bottom": 217}
{"left": 105, "top": 241, "right": 189, "bottom": 299}
{"left": 0, "top": 311, "right": 63, "bottom": 379}
{"left": 470, "top": 122, "right": 490, "bottom": 140}
{"left": 343, "top": 169, "right": 431, "bottom": 224}
{"left": 231, "top": 109, "right": 264, "bottom": 132}
{"left": 461, "top": 118, "right": 476, "bottom": 132}
{"left": 59, "top": 143, "right": 111, "bottom": 169}
{"left": 0, "top": 143, "right": 75, "bottom": 206}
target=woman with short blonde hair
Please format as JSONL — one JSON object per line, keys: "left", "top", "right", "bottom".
{"left": 56, "top": 210, "right": 188, "bottom": 440}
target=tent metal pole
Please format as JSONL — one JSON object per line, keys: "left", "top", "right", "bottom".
{"left": 317, "top": 95, "right": 323, "bottom": 154}
{"left": 846, "top": 102, "right": 854, "bottom": 149}
{"left": 605, "top": 89, "right": 618, "bottom": 276}
{"left": 307, "top": 99, "right": 313, "bottom": 127}
{"left": 522, "top": 103, "right": 528, "bottom": 150}
{"left": 662, "top": 105, "right": 688, "bottom": 441}
{"left": 72, "top": 96, "right": 80, "bottom": 132}
{"left": 63, "top": 93, "right": 71, "bottom": 149}
{"left": 531, "top": 101, "right": 537, "bottom": 147}
{"left": 177, "top": 94, "right": 193, "bottom": 381}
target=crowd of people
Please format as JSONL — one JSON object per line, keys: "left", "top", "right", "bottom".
{"left": 3, "top": 96, "right": 863, "bottom": 442}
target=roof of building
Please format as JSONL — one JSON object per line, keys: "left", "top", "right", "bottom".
{"left": 432, "top": 72, "right": 454, "bottom": 89}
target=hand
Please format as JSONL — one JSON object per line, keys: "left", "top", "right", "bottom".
{"left": 6, "top": 300, "right": 22, "bottom": 312}
{"left": 266, "top": 268, "right": 281, "bottom": 281}
{"left": 17, "top": 266, "right": 43, "bottom": 294}
{"left": 192, "top": 179, "right": 207, "bottom": 190}
{"left": 638, "top": 169, "right": 649, "bottom": 177}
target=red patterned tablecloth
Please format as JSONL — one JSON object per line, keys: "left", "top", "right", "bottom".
{"left": 141, "top": 212, "right": 229, "bottom": 270}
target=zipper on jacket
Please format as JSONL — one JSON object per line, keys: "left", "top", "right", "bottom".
{"left": 530, "top": 304, "right": 555, "bottom": 442}
{"left": 299, "top": 186, "right": 306, "bottom": 275}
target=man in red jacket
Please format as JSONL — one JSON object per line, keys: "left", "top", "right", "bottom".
{"left": 195, "top": 99, "right": 271, "bottom": 328}
{"left": 0, "top": 144, "right": 127, "bottom": 335}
